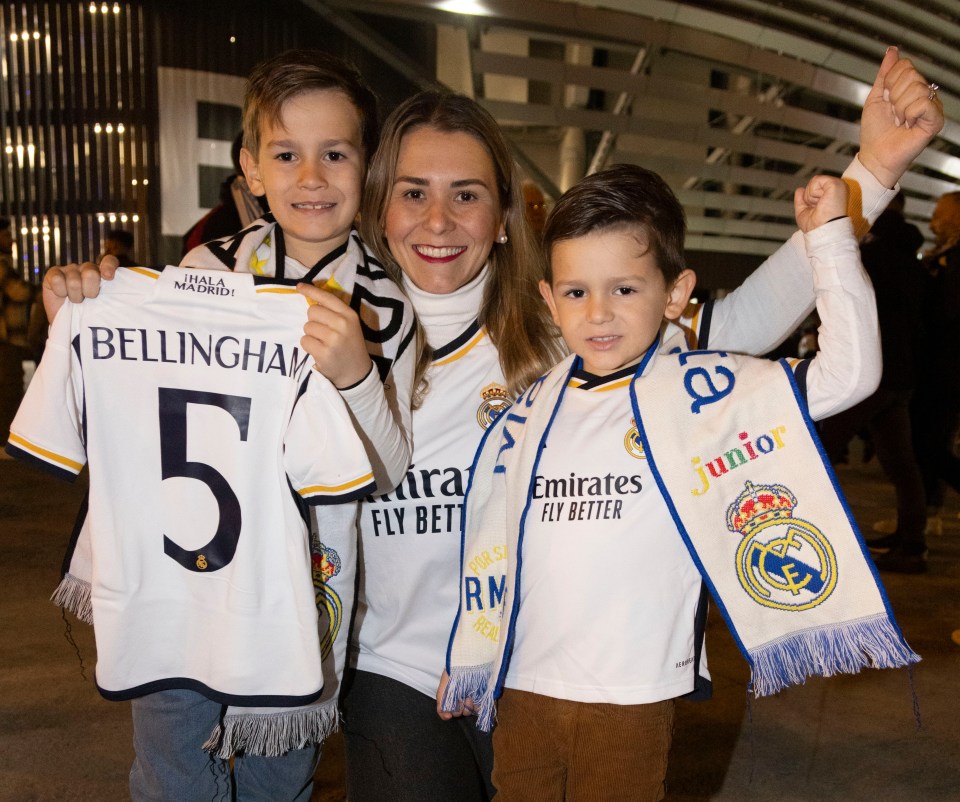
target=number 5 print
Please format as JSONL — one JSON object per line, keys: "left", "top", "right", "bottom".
{"left": 158, "top": 388, "right": 251, "bottom": 572}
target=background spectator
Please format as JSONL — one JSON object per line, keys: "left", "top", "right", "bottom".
{"left": 99, "top": 229, "right": 136, "bottom": 267}
{"left": 181, "top": 132, "right": 268, "bottom": 255}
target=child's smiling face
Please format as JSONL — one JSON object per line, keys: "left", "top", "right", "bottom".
{"left": 540, "top": 227, "right": 695, "bottom": 376}
{"left": 241, "top": 88, "right": 364, "bottom": 267}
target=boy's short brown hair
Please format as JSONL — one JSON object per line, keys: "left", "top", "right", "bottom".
{"left": 543, "top": 164, "right": 686, "bottom": 284}
{"left": 242, "top": 49, "right": 379, "bottom": 161}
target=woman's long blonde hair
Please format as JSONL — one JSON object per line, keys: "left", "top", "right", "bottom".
{"left": 360, "top": 91, "right": 563, "bottom": 399}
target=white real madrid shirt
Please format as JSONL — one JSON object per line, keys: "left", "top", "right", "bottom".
{"left": 503, "top": 369, "right": 709, "bottom": 703}
{"left": 354, "top": 268, "right": 509, "bottom": 698}
{"left": 6, "top": 266, "right": 375, "bottom": 705}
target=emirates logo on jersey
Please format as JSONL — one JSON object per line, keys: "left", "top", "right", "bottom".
{"left": 477, "top": 383, "right": 510, "bottom": 429}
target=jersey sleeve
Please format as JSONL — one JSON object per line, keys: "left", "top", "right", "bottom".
{"left": 686, "top": 154, "right": 897, "bottom": 354}
{"left": 285, "top": 371, "right": 377, "bottom": 505}
{"left": 5, "top": 304, "right": 86, "bottom": 480}
{"left": 339, "top": 318, "right": 415, "bottom": 494}
{"left": 789, "top": 216, "right": 881, "bottom": 421}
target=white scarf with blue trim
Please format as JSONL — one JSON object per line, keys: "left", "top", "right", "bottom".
{"left": 443, "top": 328, "right": 919, "bottom": 731}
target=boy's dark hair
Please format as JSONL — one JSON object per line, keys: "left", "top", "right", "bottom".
{"left": 242, "top": 49, "right": 379, "bottom": 162}
{"left": 106, "top": 229, "right": 134, "bottom": 250}
{"left": 543, "top": 164, "right": 686, "bottom": 284}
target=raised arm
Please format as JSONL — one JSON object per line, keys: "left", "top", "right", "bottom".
{"left": 794, "top": 176, "right": 881, "bottom": 420}
{"left": 697, "top": 47, "right": 943, "bottom": 356}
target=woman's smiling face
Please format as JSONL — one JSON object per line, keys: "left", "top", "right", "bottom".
{"left": 384, "top": 126, "right": 506, "bottom": 295}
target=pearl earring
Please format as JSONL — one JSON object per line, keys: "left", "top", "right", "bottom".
{"left": 497, "top": 234, "right": 508, "bottom": 244}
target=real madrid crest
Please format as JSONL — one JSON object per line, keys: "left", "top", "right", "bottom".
{"left": 312, "top": 543, "right": 344, "bottom": 658}
{"left": 624, "top": 417, "right": 645, "bottom": 459}
{"left": 726, "top": 481, "right": 837, "bottom": 611}
{"left": 477, "top": 383, "right": 510, "bottom": 429}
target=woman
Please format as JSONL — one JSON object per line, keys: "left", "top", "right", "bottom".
{"left": 340, "top": 48, "right": 942, "bottom": 802}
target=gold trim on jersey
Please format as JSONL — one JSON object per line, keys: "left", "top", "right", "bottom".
{"left": 7, "top": 433, "right": 83, "bottom": 472}
{"left": 566, "top": 375, "right": 633, "bottom": 392}
{"left": 298, "top": 471, "right": 375, "bottom": 497}
{"left": 433, "top": 329, "right": 487, "bottom": 366}
{"left": 128, "top": 267, "right": 161, "bottom": 279}
{"left": 255, "top": 286, "right": 299, "bottom": 295}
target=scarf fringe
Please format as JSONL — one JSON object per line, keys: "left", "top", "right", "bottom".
{"left": 50, "top": 574, "right": 93, "bottom": 624}
{"left": 203, "top": 701, "right": 338, "bottom": 758}
{"left": 750, "top": 614, "right": 921, "bottom": 697}
{"left": 442, "top": 666, "right": 498, "bottom": 732}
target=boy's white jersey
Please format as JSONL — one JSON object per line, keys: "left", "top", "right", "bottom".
{"left": 7, "top": 266, "right": 375, "bottom": 705}
{"left": 503, "top": 369, "right": 708, "bottom": 703}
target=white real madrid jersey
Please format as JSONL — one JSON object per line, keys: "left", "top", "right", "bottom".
{"left": 355, "top": 319, "right": 509, "bottom": 697}
{"left": 7, "top": 266, "right": 375, "bottom": 705}
{"left": 504, "top": 368, "right": 709, "bottom": 704}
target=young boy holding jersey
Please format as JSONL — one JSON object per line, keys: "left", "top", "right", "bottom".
{"left": 32, "top": 50, "right": 416, "bottom": 801}
{"left": 441, "top": 164, "right": 918, "bottom": 800}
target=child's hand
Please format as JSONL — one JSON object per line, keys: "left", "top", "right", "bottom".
{"left": 436, "top": 670, "right": 476, "bottom": 719}
{"left": 42, "top": 255, "right": 119, "bottom": 322}
{"left": 298, "top": 282, "right": 372, "bottom": 389}
{"left": 794, "top": 175, "right": 849, "bottom": 234}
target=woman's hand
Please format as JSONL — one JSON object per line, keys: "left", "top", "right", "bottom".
{"left": 436, "top": 670, "right": 477, "bottom": 720}
{"left": 859, "top": 47, "right": 944, "bottom": 189}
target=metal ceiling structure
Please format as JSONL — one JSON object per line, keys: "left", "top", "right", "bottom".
{"left": 311, "top": 0, "right": 960, "bottom": 259}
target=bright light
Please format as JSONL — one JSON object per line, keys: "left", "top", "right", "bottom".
{"left": 89, "top": 2, "right": 97, "bottom": 12}
{"left": 101, "top": 3, "right": 109, "bottom": 13}
{"left": 33, "top": 31, "right": 40, "bottom": 39}
{"left": 4, "top": 145, "right": 11, "bottom": 154}
{"left": 105, "top": 123, "right": 114, "bottom": 133}
{"left": 113, "top": 3, "right": 120, "bottom": 12}
{"left": 117, "top": 123, "right": 125, "bottom": 133}
{"left": 120, "top": 214, "right": 128, "bottom": 223}
{"left": 435, "top": 0, "right": 492, "bottom": 15}
{"left": 132, "top": 214, "right": 140, "bottom": 222}
{"left": 94, "top": 123, "right": 102, "bottom": 133}
{"left": 31, "top": 226, "right": 39, "bottom": 235}
{"left": 142, "top": 179, "right": 149, "bottom": 185}
{"left": 97, "top": 214, "right": 106, "bottom": 223}
{"left": 131, "top": 178, "right": 138, "bottom": 186}
{"left": 229, "top": 36, "right": 237, "bottom": 44}
{"left": 108, "top": 214, "right": 117, "bottom": 222}
{"left": 21, "top": 227, "right": 29, "bottom": 235}
{"left": 8, "top": 34, "right": 16, "bottom": 42}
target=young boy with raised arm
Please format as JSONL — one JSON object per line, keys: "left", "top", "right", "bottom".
{"left": 441, "top": 164, "right": 917, "bottom": 801}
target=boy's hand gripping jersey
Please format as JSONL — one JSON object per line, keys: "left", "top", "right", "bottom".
{"left": 7, "top": 266, "right": 375, "bottom": 706}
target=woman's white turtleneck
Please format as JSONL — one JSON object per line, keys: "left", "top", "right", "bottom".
{"left": 402, "top": 265, "right": 488, "bottom": 348}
